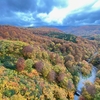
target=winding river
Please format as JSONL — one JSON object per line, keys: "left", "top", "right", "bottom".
{"left": 74, "top": 66, "right": 97, "bottom": 100}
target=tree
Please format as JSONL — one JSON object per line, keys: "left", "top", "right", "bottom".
{"left": 65, "top": 54, "right": 74, "bottom": 62}
{"left": 67, "top": 80, "right": 74, "bottom": 90}
{"left": 25, "top": 59, "right": 33, "bottom": 72}
{"left": 47, "top": 70, "right": 56, "bottom": 82}
{"left": 94, "top": 92, "right": 100, "bottom": 100}
{"left": 85, "top": 82, "right": 96, "bottom": 96}
{"left": 22, "top": 45, "right": 33, "bottom": 58}
{"left": 34, "top": 61, "right": 44, "bottom": 73}
{"left": 16, "top": 57, "right": 25, "bottom": 71}
{"left": 79, "top": 96, "right": 85, "bottom": 100}
{"left": 57, "top": 72, "right": 65, "bottom": 82}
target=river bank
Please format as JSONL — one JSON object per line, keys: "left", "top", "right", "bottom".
{"left": 74, "top": 66, "right": 97, "bottom": 100}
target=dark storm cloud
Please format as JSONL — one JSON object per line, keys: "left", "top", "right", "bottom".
{"left": 6, "top": 0, "right": 36, "bottom": 12}
{"left": 62, "top": 1, "right": 100, "bottom": 26}
{"left": 0, "top": 0, "right": 67, "bottom": 26}
{"left": 63, "top": 9, "right": 100, "bottom": 26}
{"left": 0, "top": 0, "right": 67, "bottom": 14}
{"left": 0, "top": 0, "right": 100, "bottom": 26}
{"left": 37, "top": 0, "right": 67, "bottom": 13}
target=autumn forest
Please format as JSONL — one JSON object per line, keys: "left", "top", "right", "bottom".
{"left": 0, "top": 25, "right": 100, "bottom": 100}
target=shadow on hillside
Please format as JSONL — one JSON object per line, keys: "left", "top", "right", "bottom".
{"left": 0, "top": 56, "right": 16, "bottom": 70}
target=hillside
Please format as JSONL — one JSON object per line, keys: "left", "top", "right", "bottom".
{"left": 83, "top": 34, "right": 100, "bottom": 41}
{"left": 26, "top": 27, "right": 63, "bottom": 35}
{"left": 53, "top": 25, "right": 100, "bottom": 36}
{"left": 0, "top": 25, "right": 100, "bottom": 100}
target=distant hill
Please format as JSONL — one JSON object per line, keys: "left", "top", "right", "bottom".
{"left": 54, "top": 25, "right": 100, "bottom": 36}
{"left": 27, "top": 27, "right": 63, "bottom": 35}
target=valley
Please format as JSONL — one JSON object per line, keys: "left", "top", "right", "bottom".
{"left": 0, "top": 25, "right": 100, "bottom": 100}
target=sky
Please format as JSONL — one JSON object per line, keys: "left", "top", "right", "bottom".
{"left": 0, "top": 0, "right": 100, "bottom": 26}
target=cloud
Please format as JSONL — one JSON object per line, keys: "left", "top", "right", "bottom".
{"left": 63, "top": 9, "right": 100, "bottom": 26}
{"left": 0, "top": 0, "right": 100, "bottom": 26}
{"left": 37, "top": 0, "right": 67, "bottom": 13}
{"left": 0, "top": 0, "right": 67, "bottom": 26}
{"left": 37, "top": 7, "right": 68, "bottom": 25}
{"left": 37, "top": 0, "right": 99, "bottom": 25}
{"left": 92, "top": 0, "right": 100, "bottom": 10}
{"left": 2, "top": 0, "right": 67, "bottom": 13}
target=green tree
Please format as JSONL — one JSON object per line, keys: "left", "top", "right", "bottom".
{"left": 25, "top": 59, "right": 33, "bottom": 72}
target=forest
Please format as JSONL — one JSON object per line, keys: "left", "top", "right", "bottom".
{"left": 0, "top": 25, "right": 100, "bottom": 100}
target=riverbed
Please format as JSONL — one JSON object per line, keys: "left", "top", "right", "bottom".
{"left": 74, "top": 66, "right": 97, "bottom": 100}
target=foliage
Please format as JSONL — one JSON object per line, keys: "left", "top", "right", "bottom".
{"left": 45, "top": 32, "right": 77, "bottom": 43}
{"left": 0, "top": 25, "right": 99, "bottom": 100}
{"left": 3, "top": 89, "right": 16, "bottom": 97}
{"left": 96, "top": 70, "right": 100, "bottom": 78}
{"left": 16, "top": 57, "right": 25, "bottom": 72}
{"left": 25, "top": 59, "right": 33, "bottom": 72}
{"left": 34, "top": 61, "right": 44, "bottom": 73}
{"left": 47, "top": 70, "right": 56, "bottom": 82}
{"left": 10, "top": 94, "right": 26, "bottom": 100}
{"left": 22, "top": 45, "right": 33, "bottom": 58}
{"left": 91, "top": 52, "right": 100, "bottom": 69}
{"left": 78, "top": 60, "right": 92, "bottom": 76}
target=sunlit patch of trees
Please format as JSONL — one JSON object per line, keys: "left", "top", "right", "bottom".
{"left": 78, "top": 60, "right": 92, "bottom": 76}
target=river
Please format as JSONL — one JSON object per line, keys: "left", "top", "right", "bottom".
{"left": 74, "top": 66, "right": 97, "bottom": 100}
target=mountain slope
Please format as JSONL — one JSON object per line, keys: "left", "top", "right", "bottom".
{"left": 52, "top": 25, "right": 100, "bottom": 36}
{"left": 0, "top": 25, "right": 99, "bottom": 100}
